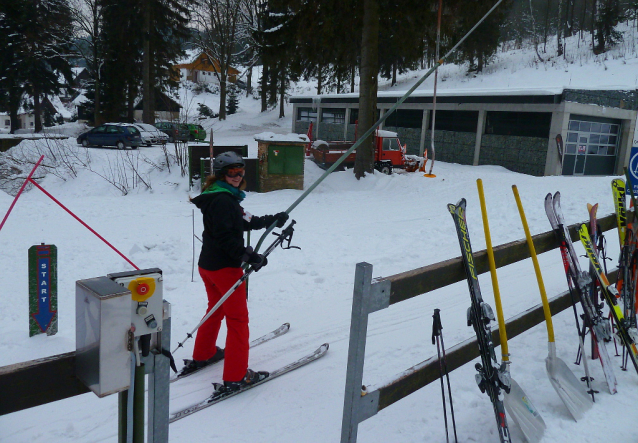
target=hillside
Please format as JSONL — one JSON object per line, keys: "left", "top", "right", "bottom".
{"left": 1, "top": 25, "right": 638, "bottom": 443}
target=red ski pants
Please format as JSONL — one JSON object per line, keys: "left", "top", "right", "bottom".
{"left": 193, "top": 267, "right": 249, "bottom": 382}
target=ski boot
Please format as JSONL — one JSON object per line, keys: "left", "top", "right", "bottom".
{"left": 177, "top": 347, "right": 224, "bottom": 378}
{"left": 211, "top": 368, "right": 270, "bottom": 399}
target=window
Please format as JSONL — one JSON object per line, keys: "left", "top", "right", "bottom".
{"left": 321, "top": 108, "right": 345, "bottom": 124}
{"left": 349, "top": 108, "right": 380, "bottom": 124}
{"left": 297, "top": 108, "right": 317, "bottom": 122}
{"left": 382, "top": 138, "right": 400, "bottom": 151}
{"left": 485, "top": 111, "right": 552, "bottom": 138}
{"left": 432, "top": 111, "right": 479, "bottom": 133}
{"left": 385, "top": 109, "right": 423, "bottom": 129}
{"left": 4, "top": 120, "right": 9, "bottom": 126}
{"left": 566, "top": 118, "right": 620, "bottom": 158}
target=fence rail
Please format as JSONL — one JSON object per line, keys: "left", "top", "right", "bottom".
{"left": 341, "top": 211, "right": 619, "bottom": 442}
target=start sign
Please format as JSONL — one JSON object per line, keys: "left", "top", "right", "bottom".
{"left": 29, "top": 244, "right": 58, "bottom": 337}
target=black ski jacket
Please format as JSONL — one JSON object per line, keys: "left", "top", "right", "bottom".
{"left": 191, "top": 190, "right": 276, "bottom": 271}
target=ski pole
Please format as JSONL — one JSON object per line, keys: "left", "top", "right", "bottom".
{"left": 432, "top": 309, "right": 449, "bottom": 443}
{"left": 250, "top": 0, "right": 506, "bottom": 255}
{"left": 432, "top": 308, "right": 458, "bottom": 443}
{"left": 173, "top": 221, "right": 298, "bottom": 354}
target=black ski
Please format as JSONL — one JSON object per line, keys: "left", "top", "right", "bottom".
{"left": 172, "top": 323, "right": 291, "bottom": 382}
{"left": 448, "top": 199, "right": 511, "bottom": 443}
{"left": 545, "top": 192, "right": 617, "bottom": 394}
{"left": 169, "top": 343, "right": 329, "bottom": 423}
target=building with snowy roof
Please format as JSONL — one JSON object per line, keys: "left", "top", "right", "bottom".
{"left": 290, "top": 87, "right": 638, "bottom": 176}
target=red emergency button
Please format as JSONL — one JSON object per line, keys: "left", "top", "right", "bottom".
{"left": 129, "top": 277, "right": 156, "bottom": 301}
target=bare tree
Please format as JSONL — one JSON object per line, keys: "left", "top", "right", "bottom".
{"left": 70, "top": 0, "right": 105, "bottom": 124}
{"left": 193, "top": 0, "right": 242, "bottom": 120}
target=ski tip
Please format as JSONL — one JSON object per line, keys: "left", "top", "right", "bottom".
{"left": 283, "top": 322, "right": 291, "bottom": 329}
{"left": 319, "top": 343, "right": 330, "bottom": 352}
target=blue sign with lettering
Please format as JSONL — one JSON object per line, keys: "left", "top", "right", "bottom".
{"left": 29, "top": 244, "right": 57, "bottom": 336}
{"left": 629, "top": 146, "right": 638, "bottom": 196}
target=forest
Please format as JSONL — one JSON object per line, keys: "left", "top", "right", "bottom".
{"left": 0, "top": 0, "right": 636, "bottom": 133}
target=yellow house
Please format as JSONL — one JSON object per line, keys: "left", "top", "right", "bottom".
{"left": 173, "top": 53, "right": 240, "bottom": 85}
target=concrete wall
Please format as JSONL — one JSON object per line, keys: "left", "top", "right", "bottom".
{"left": 480, "top": 134, "right": 549, "bottom": 176}
{"left": 425, "top": 130, "right": 476, "bottom": 165}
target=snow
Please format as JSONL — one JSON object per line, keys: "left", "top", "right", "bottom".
{"left": 254, "top": 132, "right": 309, "bottom": 143}
{"left": 2, "top": 27, "right": 638, "bottom": 443}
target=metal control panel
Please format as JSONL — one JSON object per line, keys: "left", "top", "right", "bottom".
{"left": 108, "top": 268, "right": 163, "bottom": 337}
{"left": 76, "top": 276, "right": 132, "bottom": 397}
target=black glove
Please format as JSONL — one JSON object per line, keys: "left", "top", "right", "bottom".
{"left": 274, "top": 211, "right": 289, "bottom": 228}
{"left": 242, "top": 246, "right": 268, "bottom": 272}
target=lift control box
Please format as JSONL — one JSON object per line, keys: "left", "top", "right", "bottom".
{"left": 108, "top": 268, "right": 163, "bottom": 337}
{"left": 76, "top": 276, "right": 132, "bottom": 397}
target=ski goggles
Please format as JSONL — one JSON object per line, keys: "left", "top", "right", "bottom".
{"left": 225, "top": 166, "right": 245, "bottom": 178}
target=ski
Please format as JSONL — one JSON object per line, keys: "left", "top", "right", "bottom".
{"left": 448, "top": 199, "right": 511, "bottom": 443}
{"left": 546, "top": 192, "right": 617, "bottom": 394}
{"left": 579, "top": 224, "right": 638, "bottom": 375}
{"left": 169, "top": 343, "right": 329, "bottom": 423}
{"left": 172, "top": 323, "right": 291, "bottom": 382}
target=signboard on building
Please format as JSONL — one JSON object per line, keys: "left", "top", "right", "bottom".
{"left": 29, "top": 244, "right": 57, "bottom": 336}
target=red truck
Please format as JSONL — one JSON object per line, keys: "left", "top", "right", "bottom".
{"left": 306, "top": 128, "right": 418, "bottom": 174}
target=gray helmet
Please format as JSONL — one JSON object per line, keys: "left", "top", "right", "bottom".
{"left": 213, "top": 151, "right": 245, "bottom": 176}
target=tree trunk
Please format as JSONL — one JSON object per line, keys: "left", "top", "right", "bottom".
{"left": 219, "top": 71, "right": 228, "bottom": 120}
{"left": 317, "top": 66, "right": 322, "bottom": 95}
{"left": 261, "top": 64, "right": 268, "bottom": 112}
{"left": 142, "top": 0, "right": 151, "bottom": 123}
{"left": 33, "top": 90, "right": 42, "bottom": 133}
{"left": 392, "top": 61, "right": 397, "bottom": 86}
{"left": 246, "top": 64, "right": 252, "bottom": 97}
{"left": 350, "top": 65, "right": 355, "bottom": 93}
{"left": 279, "top": 74, "right": 285, "bottom": 118}
{"left": 557, "top": 0, "right": 564, "bottom": 56}
{"left": 9, "top": 80, "right": 20, "bottom": 133}
{"left": 543, "top": 0, "right": 550, "bottom": 52}
{"left": 354, "top": 0, "right": 379, "bottom": 179}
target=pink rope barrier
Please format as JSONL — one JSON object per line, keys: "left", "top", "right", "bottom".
{"left": 0, "top": 155, "right": 45, "bottom": 233}
{"left": 27, "top": 179, "right": 139, "bottom": 270}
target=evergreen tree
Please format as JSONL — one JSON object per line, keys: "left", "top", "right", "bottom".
{"left": 226, "top": 85, "right": 239, "bottom": 114}
{"left": 100, "top": 0, "right": 143, "bottom": 122}
{"left": 22, "top": 0, "right": 75, "bottom": 132}
{"left": 0, "top": 0, "right": 29, "bottom": 132}
{"left": 0, "top": 0, "right": 74, "bottom": 132}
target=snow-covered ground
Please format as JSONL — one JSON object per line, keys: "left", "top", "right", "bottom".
{"left": 2, "top": 27, "right": 638, "bottom": 443}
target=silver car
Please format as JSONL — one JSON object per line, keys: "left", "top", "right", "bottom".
{"left": 132, "top": 123, "right": 169, "bottom": 146}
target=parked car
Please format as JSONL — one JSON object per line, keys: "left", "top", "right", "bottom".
{"left": 132, "top": 123, "right": 169, "bottom": 146}
{"left": 186, "top": 123, "right": 207, "bottom": 142}
{"left": 77, "top": 123, "right": 142, "bottom": 149}
{"left": 154, "top": 121, "right": 190, "bottom": 143}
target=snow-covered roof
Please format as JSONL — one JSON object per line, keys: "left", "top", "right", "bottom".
{"left": 254, "top": 132, "right": 309, "bottom": 143}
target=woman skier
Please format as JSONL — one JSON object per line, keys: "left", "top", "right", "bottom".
{"left": 181, "top": 151, "right": 288, "bottom": 391}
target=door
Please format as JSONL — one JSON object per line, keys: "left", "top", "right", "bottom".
{"left": 562, "top": 118, "right": 620, "bottom": 176}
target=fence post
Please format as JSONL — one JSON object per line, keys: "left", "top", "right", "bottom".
{"left": 341, "top": 262, "right": 373, "bottom": 443}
